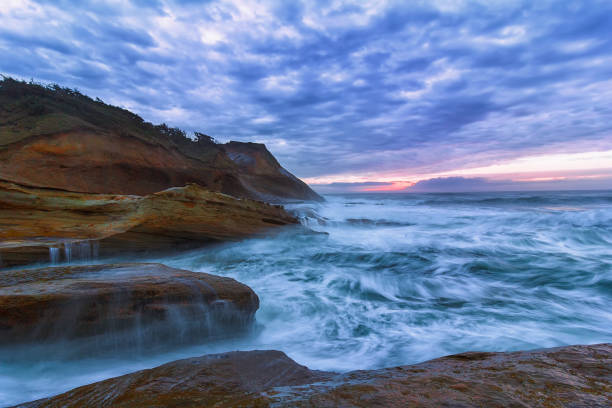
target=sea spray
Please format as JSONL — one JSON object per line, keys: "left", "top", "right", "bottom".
{"left": 1, "top": 190, "right": 611, "bottom": 406}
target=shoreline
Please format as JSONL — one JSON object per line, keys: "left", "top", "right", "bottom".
{"left": 13, "top": 343, "right": 612, "bottom": 407}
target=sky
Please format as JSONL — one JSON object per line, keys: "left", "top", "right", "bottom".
{"left": 1, "top": 0, "right": 611, "bottom": 192}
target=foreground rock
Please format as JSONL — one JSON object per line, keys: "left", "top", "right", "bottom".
{"left": 0, "top": 263, "right": 258, "bottom": 353}
{"left": 0, "top": 78, "right": 323, "bottom": 202}
{"left": 18, "top": 344, "right": 611, "bottom": 407}
{"left": 0, "top": 181, "right": 297, "bottom": 267}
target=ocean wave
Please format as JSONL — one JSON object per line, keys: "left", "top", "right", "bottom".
{"left": 3, "top": 190, "right": 611, "bottom": 404}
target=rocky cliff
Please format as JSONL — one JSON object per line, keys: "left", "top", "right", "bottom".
{"left": 0, "top": 78, "right": 322, "bottom": 202}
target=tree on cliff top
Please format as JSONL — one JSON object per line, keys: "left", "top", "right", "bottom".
{"left": 0, "top": 76, "right": 219, "bottom": 160}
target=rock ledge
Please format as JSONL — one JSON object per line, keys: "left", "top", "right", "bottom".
{"left": 16, "top": 343, "right": 612, "bottom": 407}
{"left": 0, "top": 263, "right": 259, "bottom": 355}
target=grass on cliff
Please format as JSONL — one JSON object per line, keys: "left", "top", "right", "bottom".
{"left": 0, "top": 76, "right": 220, "bottom": 162}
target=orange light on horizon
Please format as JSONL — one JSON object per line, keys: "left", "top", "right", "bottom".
{"left": 361, "top": 181, "right": 415, "bottom": 192}
{"left": 515, "top": 176, "right": 567, "bottom": 182}
{"left": 304, "top": 148, "right": 612, "bottom": 191}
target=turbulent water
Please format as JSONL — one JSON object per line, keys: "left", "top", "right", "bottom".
{"left": 2, "top": 191, "right": 612, "bottom": 406}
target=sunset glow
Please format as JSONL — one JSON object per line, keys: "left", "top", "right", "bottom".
{"left": 1, "top": 1, "right": 612, "bottom": 405}
{"left": 307, "top": 149, "right": 612, "bottom": 192}
{"left": 361, "top": 181, "right": 415, "bottom": 192}
{"left": 2, "top": 0, "right": 612, "bottom": 193}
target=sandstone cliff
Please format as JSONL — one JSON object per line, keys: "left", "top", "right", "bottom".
{"left": 0, "top": 78, "right": 323, "bottom": 202}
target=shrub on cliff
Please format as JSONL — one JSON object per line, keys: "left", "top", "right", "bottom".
{"left": 0, "top": 76, "right": 220, "bottom": 161}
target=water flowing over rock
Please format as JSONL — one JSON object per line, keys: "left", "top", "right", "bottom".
{"left": 0, "top": 263, "right": 259, "bottom": 356}
{"left": 15, "top": 344, "right": 611, "bottom": 407}
{"left": 0, "top": 181, "right": 298, "bottom": 267}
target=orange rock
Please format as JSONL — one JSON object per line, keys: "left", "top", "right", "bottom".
{"left": 0, "top": 130, "right": 322, "bottom": 202}
{"left": 0, "top": 78, "right": 322, "bottom": 202}
{"left": 0, "top": 263, "right": 259, "bottom": 352}
{"left": 224, "top": 141, "right": 322, "bottom": 202}
{"left": 0, "top": 181, "right": 298, "bottom": 267}
{"left": 17, "top": 344, "right": 612, "bottom": 407}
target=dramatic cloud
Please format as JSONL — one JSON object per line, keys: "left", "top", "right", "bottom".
{"left": 1, "top": 0, "right": 612, "bottom": 190}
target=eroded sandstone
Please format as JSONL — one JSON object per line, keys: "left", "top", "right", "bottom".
{"left": 0, "top": 78, "right": 323, "bottom": 202}
{"left": 16, "top": 344, "right": 612, "bottom": 407}
{"left": 0, "top": 181, "right": 298, "bottom": 267}
{"left": 0, "top": 263, "right": 259, "bottom": 353}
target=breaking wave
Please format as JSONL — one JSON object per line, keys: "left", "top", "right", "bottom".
{"left": 2, "top": 190, "right": 611, "bottom": 405}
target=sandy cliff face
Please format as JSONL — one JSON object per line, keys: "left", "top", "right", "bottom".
{"left": 0, "top": 79, "right": 315, "bottom": 266}
{"left": 0, "top": 78, "right": 322, "bottom": 202}
{"left": 0, "top": 130, "right": 246, "bottom": 197}
{"left": 224, "top": 141, "right": 323, "bottom": 202}
{"left": 0, "top": 130, "right": 323, "bottom": 201}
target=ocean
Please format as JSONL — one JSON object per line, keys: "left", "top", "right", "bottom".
{"left": 2, "top": 190, "right": 611, "bottom": 405}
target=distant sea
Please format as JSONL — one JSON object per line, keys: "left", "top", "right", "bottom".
{"left": 2, "top": 190, "right": 611, "bottom": 406}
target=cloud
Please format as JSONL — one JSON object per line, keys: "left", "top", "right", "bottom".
{"left": 1, "top": 0, "right": 612, "bottom": 187}
{"left": 409, "top": 176, "right": 612, "bottom": 193}
{"left": 408, "top": 177, "right": 506, "bottom": 192}
{"left": 314, "top": 173, "right": 612, "bottom": 193}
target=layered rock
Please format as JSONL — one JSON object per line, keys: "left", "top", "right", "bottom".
{"left": 17, "top": 344, "right": 612, "bottom": 407}
{"left": 0, "top": 78, "right": 323, "bottom": 202}
{"left": 0, "top": 180, "right": 298, "bottom": 267}
{"left": 301, "top": 344, "right": 612, "bottom": 407}
{"left": 0, "top": 129, "right": 248, "bottom": 197}
{"left": 0, "top": 263, "right": 258, "bottom": 353}
{"left": 224, "top": 141, "right": 322, "bottom": 202}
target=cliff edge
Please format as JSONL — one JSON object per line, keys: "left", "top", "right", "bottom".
{"left": 0, "top": 77, "right": 323, "bottom": 202}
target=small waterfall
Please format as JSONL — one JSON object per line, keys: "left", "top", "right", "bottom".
{"left": 92, "top": 241, "right": 100, "bottom": 258}
{"left": 73, "top": 241, "right": 92, "bottom": 261}
{"left": 49, "top": 247, "right": 60, "bottom": 264}
{"left": 64, "top": 242, "right": 72, "bottom": 263}
{"left": 48, "top": 241, "right": 99, "bottom": 264}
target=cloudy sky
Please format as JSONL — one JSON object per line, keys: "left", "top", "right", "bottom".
{"left": 2, "top": 0, "right": 612, "bottom": 192}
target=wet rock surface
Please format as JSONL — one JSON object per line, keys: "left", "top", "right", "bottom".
{"left": 298, "top": 343, "right": 612, "bottom": 408}
{"left": 16, "top": 350, "right": 332, "bottom": 408}
{"left": 0, "top": 181, "right": 298, "bottom": 267}
{"left": 17, "top": 344, "right": 611, "bottom": 407}
{"left": 0, "top": 263, "right": 259, "bottom": 352}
